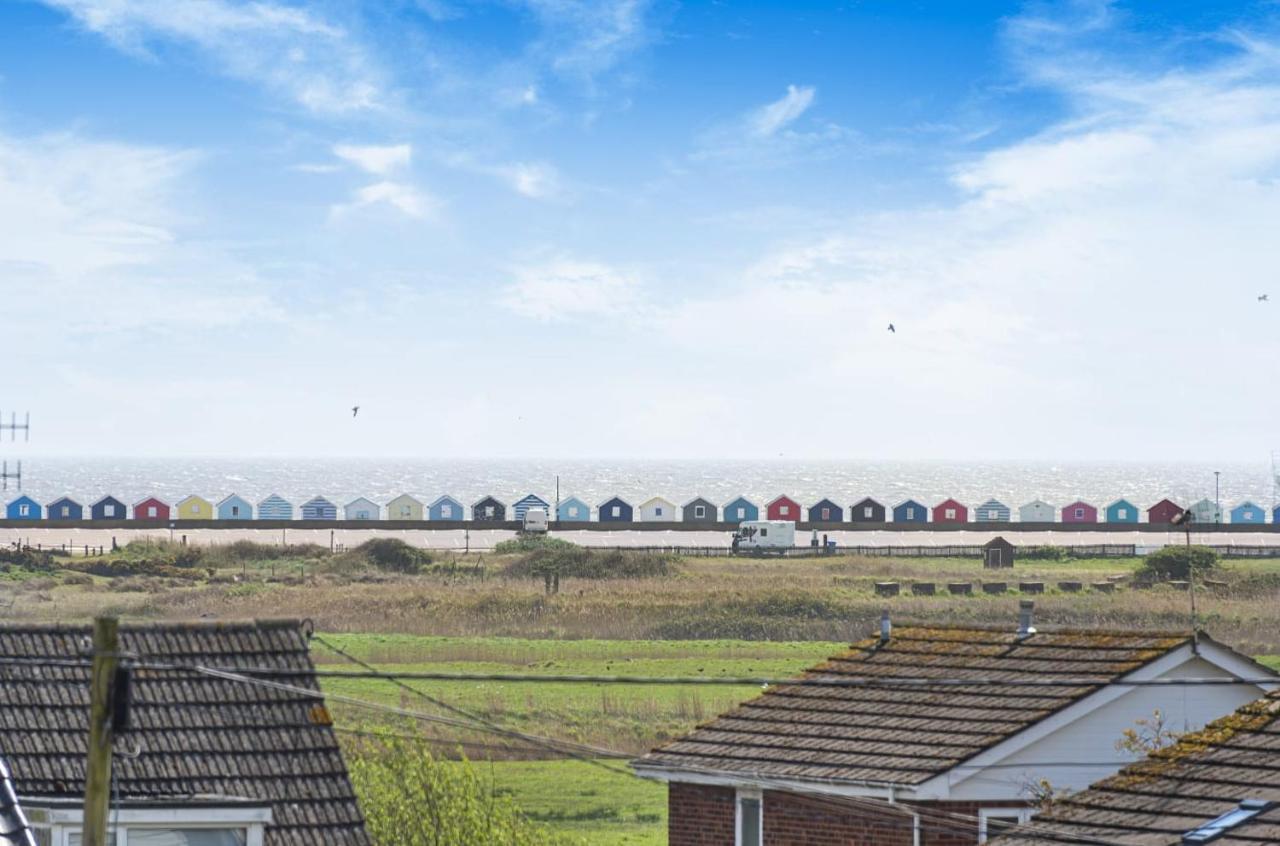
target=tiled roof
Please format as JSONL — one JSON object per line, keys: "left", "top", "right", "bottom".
{"left": 0, "top": 619, "right": 369, "bottom": 846}
{"left": 635, "top": 625, "right": 1190, "bottom": 787}
{"left": 990, "top": 691, "right": 1280, "bottom": 845}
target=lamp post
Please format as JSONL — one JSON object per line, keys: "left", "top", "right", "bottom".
{"left": 1214, "top": 470, "right": 1221, "bottom": 523}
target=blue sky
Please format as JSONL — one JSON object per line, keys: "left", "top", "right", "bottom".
{"left": 3, "top": 0, "right": 1279, "bottom": 460}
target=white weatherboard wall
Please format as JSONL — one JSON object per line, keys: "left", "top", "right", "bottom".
{"left": 1019, "top": 501, "right": 1055, "bottom": 522}
{"left": 640, "top": 497, "right": 677, "bottom": 522}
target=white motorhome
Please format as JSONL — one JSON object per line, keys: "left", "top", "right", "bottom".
{"left": 732, "top": 520, "right": 795, "bottom": 551}
{"left": 522, "top": 507, "right": 549, "bottom": 533}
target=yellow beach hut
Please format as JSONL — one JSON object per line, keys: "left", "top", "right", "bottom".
{"left": 176, "top": 494, "right": 214, "bottom": 520}
{"left": 387, "top": 494, "right": 424, "bottom": 521}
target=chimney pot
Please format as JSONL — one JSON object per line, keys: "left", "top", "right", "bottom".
{"left": 879, "top": 610, "right": 891, "bottom": 644}
{"left": 1017, "top": 600, "right": 1036, "bottom": 638}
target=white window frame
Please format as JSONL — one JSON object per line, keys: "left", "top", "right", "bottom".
{"left": 441, "top": 504, "right": 453, "bottom": 518}
{"left": 105, "top": 504, "right": 116, "bottom": 517}
{"left": 978, "top": 807, "right": 1032, "bottom": 843}
{"left": 694, "top": 505, "right": 706, "bottom": 519}
{"left": 779, "top": 505, "right": 790, "bottom": 516}
{"left": 945, "top": 508, "right": 956, "bottom": 520}
{"left": 1075, "top": 507, "right": 1084, "bottom": 518}
{"left": 147, "top": 506, "right": 157, "bottom": 518}
{"left": 864, "top": 506, "right": 873, "bottom": 518}
{"left": 26, "top": 803, "right": 271, "bottom": 846}
{"left": 735, "top": 788, "right": 763, "bottom": 846}
{"left": 735, "top": 507, "right": 745, "bottom": 519}
{"left": 1117, "top": 508, "right": 1127, "bottom": 519}
{"left": 905, "top": 507, "right": 914, "bottom": 519}
{"left": 611, "top": 506, "right": 621, "bottom": 517}
{"left": 19, "top": 504, "right": 29, "bottom": 516}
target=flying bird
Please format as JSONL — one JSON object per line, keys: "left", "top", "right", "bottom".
{"left": 1260, "top": 294, "right": 1269, "bottom": 302}
{"left": 887, "top": 323, "right": 896, "bottom": 333}
{"left": 352, "top": 406, "right": 360, "bottom": 418}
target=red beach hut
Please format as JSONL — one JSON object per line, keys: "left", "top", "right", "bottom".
{"left": 766, "top": 495, "right": 801, "bottom": 523}
{"left": 133, "top": 497, "right": 172, "bottom": 521}
{"left": 1061, "top": 500, "right": 1098, "bottom": 523}
{"left": 1147, "top": 499, "right": 1184, "bottom": 525}
{"left": 932, "top": 498, "right": 968, "bottom": 524}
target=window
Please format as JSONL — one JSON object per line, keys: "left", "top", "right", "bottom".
{"left": 231, "top": 506, "right": 240, "bottom": 517}
{"left": 905, "top": 507, "right": 914, "bottom": 519}
{"left": 105, "top": 504, "right": 116, "bottom": 517}
{"left": 147, "top": 506, "right": 157, "bottom": 518}
{"left": 655, "top": 507, "right": 663, "bottom": 516}
{"left": 945, "top": 508, "right": 956, "bottom": 519}
{"left": 864, "top": 506, "right": 873, "bottom": 518}
{"left": 1075, "top": 507, "right": 1084, "bottom": 518}
{"left": 735, "top": 507, "right": 744, "bottom": 519}
{"left": 987, "top": 510, "right": 997, "bottom": 519}
{"left": 1117, "top": 508, "right": 1127, "bottom": 519}
{"left": 736, "top": 790, "right": 762, "bottom": 846}
{"left": 611, "top": 506, "right": 620, "bottom": 517}
{"left": 568, "top": 506, "right": 579, "bottom": 517}
{"left": 760, "top": 527, "right": 768, "bottom": 537}
{"left": 441, "top": 505, "right": 453, "bottom": 518}
{"left": 401, "top": 506, "right": 410, "bottom": 517}
{"left": 484, "top": 506, "right": 495, "bottom": 518}
{"left": 19, "top": 504, "right": 29, "bottom": 516}
{"left": 779, "top": 505, "right": 789, "bottom": 515}
{"left": 61, "top": 506, "right": 70, "bottom": 517}
{"left": 820, "top": 508, "right": 830, "bottom": 520}
{"left": 68, "top": 829, "right": 246, "bottom": 846}
{"left": 979, "top": 808, "right": 1032, "bottom": 843}
{"left": 694, "top": 505, "right": 706, "bottom": 519}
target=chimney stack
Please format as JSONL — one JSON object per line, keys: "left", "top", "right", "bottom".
{"left": 879, "top": 610, "right": 892, "bottom": 645}
{"left": 1017, "top": 600, "right": 1036, "bottom": 638}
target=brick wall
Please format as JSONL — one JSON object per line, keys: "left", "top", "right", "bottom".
{"left": 668, "top": 781, "right": 1031, "bottom": 846}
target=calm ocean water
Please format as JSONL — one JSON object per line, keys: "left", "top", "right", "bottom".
{"left": 7, "top": 458, "right": 1275, "bottom": 512}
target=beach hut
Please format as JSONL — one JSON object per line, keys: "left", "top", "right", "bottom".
{"left": 300, "top": 496, "right": 337, "bottom": 521}
{"left": 5, "top": 495, "right": 40, "bottom": 521}
{"left": 1061, "top": 500, "right": 1098, "bottom": 524}
{"left": 217, "top": 494, "right": 253, "bottom": 520}
{"left": 1231, "top": 501, "right": 1266, "bottom": 524}
{"left": 807, "top": 498, "right": 843, "bottom": 523}
{"left": 428, "top": 495, "right": 464, "bottom": 521}
{"left": 766, "top": 495, "right": 801, "bottom": 523}
{"left": 133, "top": 497, "right": 171, "bottom": 521}
{"left": 598, "top": 496, "right": 633, "bottom": 522}
{"left": 344, "top": 497, "right": 381, "bottom": 520}
{"left": 640, "top": 497, "right": 677, "bottom": 522}
{"left": 90, "top": 495, "right": 126, "bottom": 521}
{"left": 849, "top": 497, "right": 886, "bottom": 523}
{"left": 1105, "top": 498, "right": 1138, "bottom": 524}
{"left": 1018, "top": 500, "right": 1055, "bottom": 523}
{"left": 472, "top": 496, "right": 506, "bottom": 522}
{"left": 257, "top": 494, "right": 294, "bottom": 521}
{"left": 1273, "top": 504, "right": 1280, "bottom": 525}
{"left": 557, "top": 496, "right": 590, "bottom": 522}
{"left": 513, "top": 494, "right": 550, "bottom": 522}
{"left": 45, "top": 496, "right": 83, "bottom": 521}
{"left": 682, "top": 497, "right": 717, "bottom": 523}
{"left": 1147, "top": 499, "right": 1184, "bottom": 525}
{"left": 892, "top": 499, "right": 927, "bottom": 523}
{"left": 176, "top": 495, "right": 214, "bottom": 521}
{"left": 974, "top": 499, "right": 1010, "bottom": 523}
{"left": 1189, "top": 498, "right": 1221, "bottom": 524}
{"left": 721, "top": 496, "right": 759, "bottom": 524}
{"left": 932, "top": 498, "right": 968, "bottom": 524}
{"left": 983, "top": 536, "right": 1015, "bottom": 568}
{"left": 387, "top": 494, "right": 424, "bottom": 521}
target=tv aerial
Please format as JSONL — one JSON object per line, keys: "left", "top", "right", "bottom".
{"left": 0, "top": 411, "right": 30, "bottom": 491}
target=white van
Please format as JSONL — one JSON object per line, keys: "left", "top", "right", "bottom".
{"left": 732, "top": 520, "right": 795, "bottom": 551}
{"left": 522, "top": 507, "right": 549, "bottom": 533}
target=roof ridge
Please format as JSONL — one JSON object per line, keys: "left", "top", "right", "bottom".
{"left": 859, "top": 622, "right": 1194, "bottom": 638}
{"left": 0, "top": 617, "right": 304, "bottom": 632}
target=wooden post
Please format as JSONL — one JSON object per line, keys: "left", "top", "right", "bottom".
{"left": 82, "top": 615, "right": 119, "bottom": 846}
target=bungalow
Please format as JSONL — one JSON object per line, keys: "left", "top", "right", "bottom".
{"left": 1147, "top": 498, "right": 1185, "bottom": 524}
{"left": 258, "top": 494, "right": 294, "bottom": 521}
{"left": 1231, "top": 500, "right": 1266, "bottom": 524}
{"left": 513, "top": 494, "right": 550, "bottom": 521}
{"left": 217, "top": 493, "right": 254, "bottom": 520}
{"left": 634, "top": 607, "right": 1276, "bottom": 846}
{"left": 387, "top": 494, "right": 424, "bottom": 521}
{"left": 1105, "top": 498, "right": 1139, "bottom": 524}
{"left": 1061, "top": 499, "right": 1098, "bottom": 523}
{"left": 974, "top": 498, "right": 1010, "bottom": 522}
{"left": 598, "top": 496, "right": 633, "bottom": 522}
{"left": 89, "top": 495, "right": 126, "bottom": 521}
{"left": 45, "top": 496, "right": 83, "bottom": 521}
{"left": 344, "top": 497, "right": 381, "bottom": 520}
{"left": 5, "top": 495, "right": 40, "bottom": 521}
{"left": 932, "top": 497, "right": 968, "bottom": 523}
{"left": 849, "top": 497, "right": 886, "bottom": 523}
{"left": 640, "top": 496, "right": 678, "bottom": 522}
{"left": 300, "top": 496, "right": 338, "bottom": 520}
{"left": 133, "top": 497, "right": 171, "bottom": 521}
{"left": 428, "top": 495, "right": 464, "bottom": 521}
{"left": 1017, "top": 500, "right": 1054, "bottom": 523}
{"left": 807, "top": 498, "right": 843, "bottom": 523}
{"left": 765, "top": 495, "right": 801, "bottom": 523}
{"left": 557, "top": 496, "right": 591, "bottom": 522}
{"left": 989, "top": 689, "right": 1280, "bottom": 846}
{"left": 721, "top": 496, "right": 759, "bottom": 524}
{"left": 0, "top": 619, "right": 370, "bottom": 845}
{"left": 176, "top": 494, "right": 214, "bottom": 520}
{"left": 682, "top": 497, "right": 718, "bottom": 523}
{"left": 1189, "top": 497, "right": 1222, "bottom": 524}
{"left": 472, "top": 495, "right": 506, "bottom": 522}
{"left": 892, "top": 499, "right": 928, "bottom": 523}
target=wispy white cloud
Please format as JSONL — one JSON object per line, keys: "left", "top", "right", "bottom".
{"left": 692, "top": 84, "right": 847, "bottom": 166}
{"left": 749, "top": 84, "right": 815, "bottom": 137}
{"left": 38, "top": 0, "right": 386, "bottom": 114}
{"left": 494, "top": 161, "right": 561, "bottom": 199}
{"left": 499, "top": 257, "right": 640, "bottom": 320}
{"left": 518, "top": 0, "right": 659, "bottom": 80}
{"left": 330, "top": 180, "right": 436, "bottom": 219}
{"left": 333, "top": 143, "right": 412, "bottom": 175}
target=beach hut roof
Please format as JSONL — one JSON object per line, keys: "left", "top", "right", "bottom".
{"left": 852, "top": 496, "right": 883, "bottom": 506}
{"left": 1234, "top": 500, "right": 1261, "bottom": 509}
{"left": 46, "top": 495, "right": 80, "bottom": 507}
{"left": 91, "top": 495, "right": 124, "bottom": 506}
{"left": 303, "top": 495, "right": 334, "bottom": 505}
{"left": 722, "top": 494, "right": 756, "bottom": 506}
{"left": 515, "top": 493, "right": 549, "bottom": 504}
{"left": 1021, "top": 499, "right": 1052, "bottom": 508}
{"left": 472, "top": 495, "right": 505, "bottom": 507}
{"left": 682, "top": 496, "right": 714, "bottom": 507}
{"left": 1106, "top": 497, "right": 1135, "bottom": 508}
{"left": 428, "top": 494, "right": 461, "bottom": 508}
{"left": 345, "top": 497, "right": 379, "bottom": 508}
{"left": 766, "top": 494, "right": 798, "bottom": 506}
{"left": 598, "top": 495, "right": 631, "bottom": 506}
{"left": 387, "top": 493, "right": 423, "bottom": 505}
{"left": 258, "top": 493, "right": 290, "bottom": 504}
{"left": 641, "top": 496, "right": 675, "bottom": 507}
{"left": 892, "top": 498, "right": 925, "bottom": 508}
{"left": 132, "top": 496, "right": 169, "bottom": 508}
{"left": 217, "top": 493, "right": 250, "bottom": 507}
{"left": 977, "top": 497, "right": 1007, "bottom": 507}
{"left": 177, "top": 494, "right": 211, "bottom": 506}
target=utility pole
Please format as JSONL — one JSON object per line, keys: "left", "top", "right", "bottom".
{"left": 1214, "top": 470, "right": 1221, "bottom": 523}
{"left": 82, "top": 615, "right": 119, "bottom": 846}
{"left": 0, "top": 410, "right": 30, "bottom": 491}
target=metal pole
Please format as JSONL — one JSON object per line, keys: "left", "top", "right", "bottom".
{"left": 1214, "top": 471, "right": 1221, "bottom": 523}
{"left": 1186, "top": 517, "right": 1199, "bottom": 654}
{"left": 82, "top": 616, "right": 119, "bottom": 846}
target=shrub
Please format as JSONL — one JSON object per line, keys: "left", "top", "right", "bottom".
{"left": 1019, "top": 545, "right": 1071, "bottom": 561}
{"left": 1139, "top": 545, "right": 1219, "bottom": 581}
{"left": 204, "top": 541, "right": 330, "bottom": 566}
{"left": 67, "top": 558, "right": 203, "bottom": 580}
{"left": 0, "top": 547, "right": 56, "bottom": 572}
{"left": 502, "top": 546, "right": 675, "bottom": 580}
{"left": 355, "top": 538, "right": 435, "bottom": 573}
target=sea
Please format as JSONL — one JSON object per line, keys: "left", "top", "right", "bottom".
{"left": 8, "top": 457, "right": 1276, "bottom": 512}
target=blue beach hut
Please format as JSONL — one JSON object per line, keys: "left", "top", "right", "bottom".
{"left": 1105, "top": 499, "right": 1139, "bottom": 524}
{"left": 892, "top": 499, "right": 928, "bottom": 523}
{"left": 6, "top": 495, "right": 40, "bottom": 520}
{"left": 1231, "top": 501, "right": 1266, "bottom": 524}
{"left": 721, "top": 496, "right": 759, "bottom": 524}
{"left": 598, "top": 496, "right": 633, "bottom": 522}
{"left": 974, "top": 499, "right": 1011, "bottom": 522}
{"left": 807, "top": 498, "right": 844, "bottom": 523}
{"left": 257, "top": 494, "right": 293, "bottom": 521}
{"left": 428, "top": 495, "right": 464, "bottom": 521}
{"left": 217, "top": 494, "right": 254, "bottom": 520}
{"left": 557, "top": 496, "right": 590, "bottom": 522}
{"left": 90, "top": 496, "right": 126, "bottom": 521}
{"left": 46, "top": 496, "right": 83, "bottom": 521}
{"left": 1274, "top": 504, "right": 1280, "bottom": 524}
{"left": 300, "top": 496, "right": 337, "bottom": 520}
{"left": 513, "top": 494, "right": 550, "bottom": 521}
